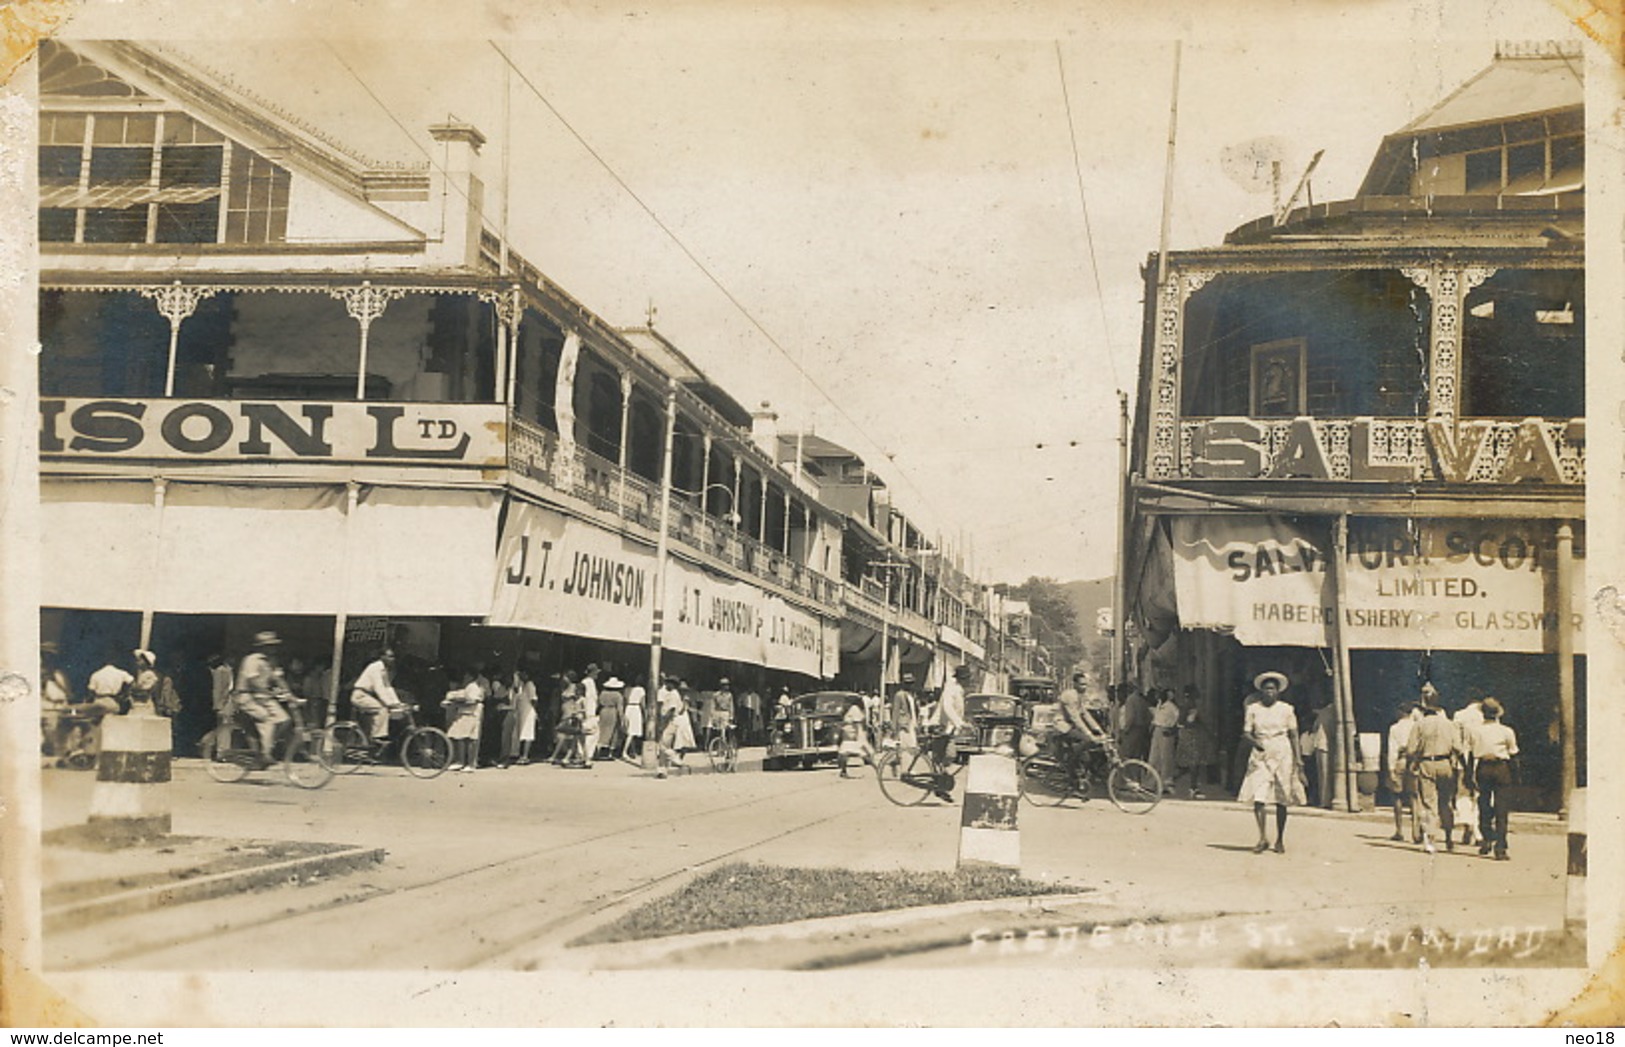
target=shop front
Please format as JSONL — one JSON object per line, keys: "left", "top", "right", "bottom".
{"left": 1137, "top": 513, "right": 1585, "bottom": 810}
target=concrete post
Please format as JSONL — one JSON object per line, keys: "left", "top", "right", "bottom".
{"left": 958, "top": 753, "right": 1020, "bottom": 871}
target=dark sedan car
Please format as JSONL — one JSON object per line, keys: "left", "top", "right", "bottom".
{"left": 764, "top": 690, "right": 864, "bottom": 771}
{"left": 950, "top": 692, "right": 1027, "bottom": 759}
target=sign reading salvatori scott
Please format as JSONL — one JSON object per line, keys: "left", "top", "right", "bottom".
{"left": 1170, "top": 516, "right": 1586, "bottom": 654}
{"left": 39, "top": 398, "right": 507, "bottom": 467}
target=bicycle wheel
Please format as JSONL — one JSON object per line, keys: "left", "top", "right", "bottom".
{"left": 321, "top": 721, "right": 369, "bottom": 774}
{"left": 401, "top": 727, "right": 452, "bottom": 778}
{"left": 284, "top": 733, "right": 335, "bottom": 790}
{"left": 1019, "top": 754, "right": 1083, "bottom": 807}
{"left": 1108, "top": 759, "right": 1163, "bottom": 814}
{"left": 876, "top": 748, "right": 933, "bottom": 807}
{"left": 206, "top": 729, "right": 251, "bottom": 783}
{"left": 707, "top": 735, "right": 738, "bottom": 773}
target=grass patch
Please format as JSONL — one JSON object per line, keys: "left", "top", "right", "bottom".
{"left": 571, "top": 862, "right": 1079, "bottom": 946}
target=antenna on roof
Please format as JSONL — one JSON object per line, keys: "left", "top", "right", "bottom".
{"left": 1274, "top": 149, "right": 1325, "bottom": 226}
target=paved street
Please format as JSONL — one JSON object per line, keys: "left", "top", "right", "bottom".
{"left": 41, "top": 754, "right": 1574, "bottom": 972}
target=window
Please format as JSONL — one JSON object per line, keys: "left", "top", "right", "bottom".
{"left": 37, "top": 109, "right": 286, "bottom": 245}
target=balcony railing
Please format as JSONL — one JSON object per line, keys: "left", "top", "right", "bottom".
{"left": 1177, "top": 416, "right": 1585, "bottom": 484}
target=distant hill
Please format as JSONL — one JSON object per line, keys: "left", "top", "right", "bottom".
{"left": 1060, "top": 577, "right": 1114, "bottom": 636}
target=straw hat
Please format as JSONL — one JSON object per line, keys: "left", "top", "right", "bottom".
{"left": 603, "top": 677, "right": 625, "bottom": 690}
{"left": 251, "top": 631, "right": 282, "bottom": 648}
{"left": 1253, "top": 671, "right": 1289, "bottom": 693}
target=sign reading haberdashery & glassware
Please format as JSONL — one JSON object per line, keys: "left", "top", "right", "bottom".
{"left": 39, "top": 398, "right": 506, "bottom": 467}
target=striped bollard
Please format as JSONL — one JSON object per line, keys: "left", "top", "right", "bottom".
{"left": 957, "top": 753, "right": 1020, "bottom": 872}
{"left": 87, "top": 713, "right": 173, "bottom": 840}
{"left": 1565, "top": 787, "right": 1586, "bottom": 932}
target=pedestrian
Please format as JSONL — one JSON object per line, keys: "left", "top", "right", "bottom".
{"left": 549, "top": 671, "right": 583, "bottom": 765}
{"left": 597, "top": 677, "right": 626, "bottom": 759}
{"left": 711, "top": 677, "right": 736, "bottom": 748}
{"left": 1409, "top": 684, "right": 1461, "bottom": 854}
{"left": 503, "top": 667, "right": 538, "bottom": 766}
{"left": 1238, "top": 671, "right": 1306, "bottom": 854}
{"left": 207, "top": 652, "right": 233, "bottom": 754}
{"left": 890, "top": 672, "right": 920, "bottom": 749}
{"left": 129, "top": 649, "right": 180, "bottom": 719}
{"left": 1120, "top": 685, "right": 1152, "bottom": 762}
{"left": 1386, "top": 702, "right": 1422, "bottom": 843}
{"left": 1148, "top": 689, "right": 1180, "bottom": 792}
{"left": 86, "top": 654, "right": 134, "bottom": 716}
{"left": 739, "top": 684, "right": 761, "bottom": 746}
{"left": 622, "top": 675, "right": 646, "bottom": 761}
{"left": 580, "top": 666, "right": 601, "bottom": 766}
{"left": 837, "top": 696, "right": 871, "bottom": 778}
{"left": 1471, "top": 697, "right": 1518, "bottom": 861}
{"left": 1453, "top": 695, "right": 1486, "bottom": 847}
{"left": 1299, "top": 696, "right": 1332, "bottom": 808}
{"left": 657, "top": 674, "right": 695, "bottom": 778}
{"left": 40, "top": 643, "right": 73, "bottom": 760}
{"left": 1172, "top": 684, "right": 1215, "bottom": 799}
{"left": 443, "top": 669, "right": 483, "bottom": 773}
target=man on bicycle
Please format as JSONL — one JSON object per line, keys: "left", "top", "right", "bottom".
{"left": 924, "top": 665, "right": 971, "bottom": 803}
{"left": 234, "top": 631, "right": 292, "bottom": 765}
{"left": 350, "top": 648, "right": 404, "bottom": 748}
{"left": 1056, "top": 671, "right": 1110, "bottom": 769}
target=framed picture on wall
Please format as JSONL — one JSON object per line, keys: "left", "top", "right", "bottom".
{"left": 1250, "top": 338, "right": 1306, "bottom": 417}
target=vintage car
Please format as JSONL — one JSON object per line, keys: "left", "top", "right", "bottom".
{"left": 950, "top": 692, "right": 1028, "bottom": 759}
{"left": 1009, "top": 675, "right": 1061, "bottom": 734}
{"left": 764, "top": 690, "right": 865, "bottom": 771}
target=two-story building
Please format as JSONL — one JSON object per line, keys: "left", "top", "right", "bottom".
{"left": 1124, "top": 46, "right": 1585, "bottom": 811}
{"left": 35, "top": 39, "right": 846, "bottom": 750}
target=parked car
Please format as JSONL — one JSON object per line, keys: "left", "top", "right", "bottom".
{"left": 764, "top": 690, "right": 863, "bottom": 771}
{"left": 1009, "top": 675, "right": 1060, "bottom": 735}
{"left": 951, "top": 693, "right": 1027, "bottom": 760}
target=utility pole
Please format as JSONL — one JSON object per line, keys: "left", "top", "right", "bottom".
{"left": 642, "top": 379, "right": 677, "bottom": 771}
{"left": 1111, "top": 390, "right": 1128, "bottom": 689}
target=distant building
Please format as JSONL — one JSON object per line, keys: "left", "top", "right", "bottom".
{"left": 1124, "top": 46, "right": 1584, "bottom": 810}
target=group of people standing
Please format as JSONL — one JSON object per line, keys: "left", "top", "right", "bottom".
{"left": 1386, "top": 683, "right": 1519, "bottom": 860}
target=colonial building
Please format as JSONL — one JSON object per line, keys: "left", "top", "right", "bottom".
{"left": 35, "top": 39, "right": 850, "bottom": 749}
{"left": 1124, "top": 45, "right": 1585, "bottom": 811}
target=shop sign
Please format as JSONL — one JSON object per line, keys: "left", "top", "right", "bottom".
{"left": 39, "top": 397, "right": 506, "bottom": 467}
{"left": 490, "top": 501, "right": 833, "bottom": 675}
{"left": 1187, "top": 417, "right": 1582, "bottom": 483}
{"left": 1170, "top": 517, "right": 1585, "bottom": 654}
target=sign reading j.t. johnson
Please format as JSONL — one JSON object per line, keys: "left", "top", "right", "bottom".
{"left": 39, "top": 398, "right": 506, "bottom": 467}
{"left": 1185, "top": 416, "right": 1583, "bottom": 483}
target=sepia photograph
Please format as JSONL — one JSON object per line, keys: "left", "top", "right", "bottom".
{"left": 0, "top": 0, "right": 1621, "bottom": 1030}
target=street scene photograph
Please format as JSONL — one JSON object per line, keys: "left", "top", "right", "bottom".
{"left": 1, "top": 0, "right": 1620, "bottom": 1030}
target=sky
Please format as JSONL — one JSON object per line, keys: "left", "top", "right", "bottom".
{"left": 64, "top": 0, "right": 1582, "bottom": 583}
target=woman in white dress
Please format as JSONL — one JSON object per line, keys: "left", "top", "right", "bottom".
{"left": 622, "top": 676, "right": 646, "bottom": 762}
{"left": 503, "top": 668, "right": 537, "bottom": 765}
{"left": 1239, "top": 671, "right": 1306, "bottom": 853}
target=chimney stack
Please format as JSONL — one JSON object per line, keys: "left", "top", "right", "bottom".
{"left": 428, "top": 119, "right": 486, "bottom": 267}
{"left": 750, "top": 401, "right": 779, "bottom": 458}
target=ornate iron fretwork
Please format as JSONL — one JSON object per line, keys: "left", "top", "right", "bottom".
{"left": 137, "top": 281, "right": 218, "bottom": 327}
{"left": 330, "top": 281, "right": 405, "bottom": 332}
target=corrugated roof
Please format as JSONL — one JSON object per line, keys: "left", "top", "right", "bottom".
{"left": 1400, "top": 56, "right": 1581, "bottom": 134}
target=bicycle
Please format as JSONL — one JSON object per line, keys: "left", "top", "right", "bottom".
{"left": 322, "top": 702, "right": 452, "bottom": 779}
{"left": 705, "top": 720, "right": 738, "bottom": 773}
{"left": 1018, "top": 732, "right": 1162, "bottom": 814}
{"left": 206, "top": 694, "right": 333, "bottom": 790}
{"left": 51, "top": 705, "right": 108, "bottom": 770}
{"left": 875, "top": 730, "right": 962, "bottom": 806}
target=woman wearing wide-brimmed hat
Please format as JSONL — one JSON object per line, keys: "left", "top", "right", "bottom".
{"left": 1239, "top": 671, "right": 1306, "bottom": 853}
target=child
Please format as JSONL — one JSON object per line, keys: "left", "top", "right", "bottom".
{"left": 551, "top": 683, "right": 587, "bottom": 768}
{"left": 444, "top": 669, "right": 483, "bottom": 773}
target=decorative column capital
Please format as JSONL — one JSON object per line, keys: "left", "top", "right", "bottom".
{"left": 330, "top": 281, "right": 404, "bottom": 330}
{"left": 479, "top": 284, "right": 524, "bottom": 332}
{"left": 138, "top": 281, "right": 217, "bottom": 327}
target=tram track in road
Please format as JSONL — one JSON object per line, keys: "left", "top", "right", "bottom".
{"left": 62, "top": 772, "right": 885, "bottom": 970}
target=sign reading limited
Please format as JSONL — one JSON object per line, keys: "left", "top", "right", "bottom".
{"left": 1171, "top": 516, "right": 1585, "bottom": 654}
{"left": 39, "top": 398, "right": 505, "bottom": 466}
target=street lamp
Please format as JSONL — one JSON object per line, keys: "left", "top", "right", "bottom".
{"left": 674, "top": 481, "right": 742, "bottom": 528}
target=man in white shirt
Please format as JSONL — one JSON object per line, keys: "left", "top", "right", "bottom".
{"left": 1452, "top": 696, "right": 1486, "bottom": 846}
{"left": 234, "top": 631, "right": 291, "bottom": 762}
{"left": 86, "top": 658, "right": 133, "bottom": 716}
{"left": 350, "top": 648, "right": 403, "bottom": 747}
{"left": 1471, "top": 698, "right": 1518, "bottom": 859}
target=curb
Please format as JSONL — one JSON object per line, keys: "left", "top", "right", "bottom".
{"left": 44, "top": 844, "right": 387, "bottom": 931}
{"left": 549, "top": 889, "right": 1106, "bottom": 969}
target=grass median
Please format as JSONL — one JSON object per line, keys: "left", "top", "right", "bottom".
{"left": 571, "top": 862, "right": 1079, "bottom": 946}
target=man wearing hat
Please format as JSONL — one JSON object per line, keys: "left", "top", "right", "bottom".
{"left": 923, "top": 665, "right": 972, "bottom": 803}
{"left": 234, "top": 631, "right": 291, "bottom": 764}
{"left": 1470, "top": 697, "right": 1518, "bottom": 860}
{"left": 1408, "top": 682, "right": 1462, "bottom": 854}
{"left": 710, "top": 676, "right": 736, "bottom": 743}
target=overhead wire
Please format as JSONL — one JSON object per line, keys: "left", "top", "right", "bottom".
{"left": 1054, "top": 42, "right": 1123, "bottom": 395}
{"left": 486, "top": 40, "right": 948, "bottom": 524}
